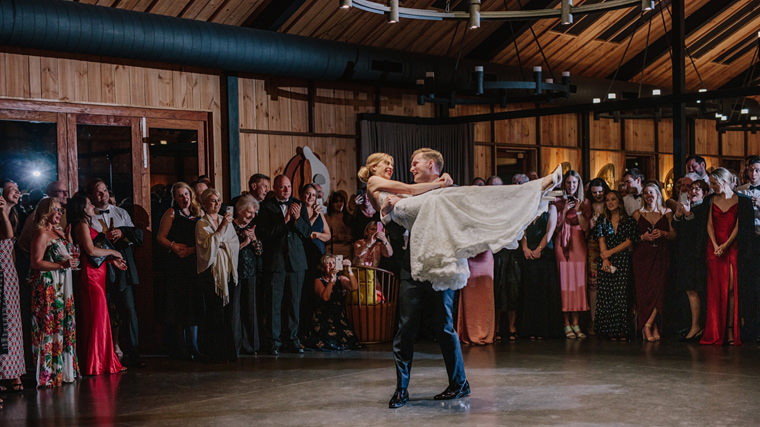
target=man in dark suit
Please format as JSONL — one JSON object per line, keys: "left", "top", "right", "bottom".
{"left": 257, "top": 175, "right": 310, "bottom": 355}
{"left": 383, "top": 148, "right": 469, "bottom": 409}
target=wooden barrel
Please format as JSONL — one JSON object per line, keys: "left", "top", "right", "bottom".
{"left": 345, "top": 266, "right": 398, "bottom": 344}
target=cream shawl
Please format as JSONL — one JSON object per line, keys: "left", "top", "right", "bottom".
{"left": 196, "top": 214, "right": 240, "bottom": 305}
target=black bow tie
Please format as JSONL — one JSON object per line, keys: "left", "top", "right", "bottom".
{"left": 277, "top": 200, "right": 289, "bottom": 206}
{"left": 632, "top": 194, "right": 641, "bottom": 199}
{"left": 98, "top": 209, "right": 110, "bottom": 214}
{"left": 750, "top": 186, "right": 760, "bottom": 191}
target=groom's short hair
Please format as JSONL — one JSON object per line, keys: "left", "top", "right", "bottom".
{"left": 412, "top": 148, "right": 444, "bottom": 174}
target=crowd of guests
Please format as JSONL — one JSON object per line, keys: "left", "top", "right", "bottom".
{"left": 0, "top": 178, "right": 139, "bottom": 402}
{"left": 470, "top": 155, "right": 760, "bottom": 346}
{"left": 1, "top": 154, "right": 759, "bottom": 404}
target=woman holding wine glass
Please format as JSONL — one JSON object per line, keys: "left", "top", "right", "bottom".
{"left": 632, "top": 182, "right": 675, "bottom": 341}
{"left": 68, "top": 194, "right": 127, "bottom": 376}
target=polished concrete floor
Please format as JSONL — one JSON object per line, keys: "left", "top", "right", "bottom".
{"left": 2, "top": 338, "right": 760, "bottom": 426}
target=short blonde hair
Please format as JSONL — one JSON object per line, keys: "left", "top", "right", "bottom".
{"left": 235, "top": 194, "right": 259, "bottom": 214}
{"left": 411, "top": 148, "right": 444, "bottom": 174}
{"left": 358, "top": 153, "right": 393, "bottom": 183}
{"left": 200, "top": 188, "right": 221, "bottom": 206}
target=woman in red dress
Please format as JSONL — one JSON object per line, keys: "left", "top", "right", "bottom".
{"left": 700, "top": 168, "right": 754, "bottom": 346}
{"left": 68, "top": 194, "right": 128, "bottom": 375}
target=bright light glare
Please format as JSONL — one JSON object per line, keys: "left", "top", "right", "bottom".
{"left": 32, "top": 170, "right": 41, "bottom": 177}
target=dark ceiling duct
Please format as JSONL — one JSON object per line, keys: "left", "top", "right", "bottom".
{"left": 0, "top": 0, "right": 751, "bottom": 112}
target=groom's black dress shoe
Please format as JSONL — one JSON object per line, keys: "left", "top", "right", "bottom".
{"left": 388, "top": 389, "right": 409, "bottom": 408}
{"left": 434, "top": 381, "right": 470, "bottom": 400}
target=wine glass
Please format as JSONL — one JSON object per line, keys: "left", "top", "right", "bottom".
{"left": 648, "top": 226, "right": 658, "bottom": 247}
{"left": 70, "top": 244, "right": 81, "bottom": 270}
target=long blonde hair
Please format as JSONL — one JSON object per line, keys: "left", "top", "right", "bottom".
{"left": 33, "top": 198, "right": 59, "bottom": 230}
{"left": 562, "top": 170, "right": 585, "bottom": 202}
{"left": 172, "top": 181, "right": 202, "bottom": 217}
{"left": 358, "top": 153, "right": 393, "bottom": 183}
{"left": 641, "top": 181, "right": 666, "bottom": 214}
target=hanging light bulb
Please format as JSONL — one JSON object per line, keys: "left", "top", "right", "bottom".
{"left": 339, "top": 0, "right": 352, "bottom": 9}
{"left": 641, "top": 0, "right": 654, "bottom": 12}
{"left": 388, "top": 0, "right": 399, "bottom": 24}
{"left": 468, "top": 0, "right": 481, "bottom": 29}
{"left": 561, "top": 0, "right": 573, "bottom": 25}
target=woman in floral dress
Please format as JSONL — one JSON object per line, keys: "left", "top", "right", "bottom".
{"left": 29, "top": 198, "right": 79, "bottom": 388}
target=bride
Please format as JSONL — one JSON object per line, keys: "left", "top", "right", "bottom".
{"left": 358, "top": 150, "right": 561, "bottom": 291}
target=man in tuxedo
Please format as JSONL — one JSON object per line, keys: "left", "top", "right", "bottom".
{"left": 257, "top": 175, "right": 310, "bottom": 355}
{"left": 622, "top": 168, "right": 644, "bottom": 216}
{"left": 88, "top": 178, "right": 144, "bottom": 367}
{"left": 383, "top": 148, "right": 468, "bottom": 409}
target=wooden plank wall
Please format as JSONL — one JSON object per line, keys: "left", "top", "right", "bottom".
{"left": 0, "top": 52, "right": 224, "bottom": 191}
{"left": 2, "top": 51, "right": 757, "bottom": 197}
{"left": 237, "top": 78, "right": 435, "bottom": 197}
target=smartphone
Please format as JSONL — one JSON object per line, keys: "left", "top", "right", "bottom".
{"left": 678, "top": 192, "right": 690, "bottom": 206}
{"left": 226, "top": 205, "right": 234, "bottom": 215}
{"left": 334, "top": 254, "right": 343, "bottom": 269}
{"left": 376, "top": 221, "right": 384, "bottom": 233}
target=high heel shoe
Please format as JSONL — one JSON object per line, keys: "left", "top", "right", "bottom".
{"left": 642, "top": 323, "right": 654, "bottom": 342}
{"left": 571, "top": 324, "right": 586, "bottom": 339}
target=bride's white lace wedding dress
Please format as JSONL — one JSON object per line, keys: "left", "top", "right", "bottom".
{"left": 381, "top": 173, "right": 559, "bottom": 291}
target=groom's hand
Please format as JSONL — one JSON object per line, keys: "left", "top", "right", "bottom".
{"left": 438, "top": 173, "right": 453, "bottom": 187}
{"left": 381, "top": 195, "right": 400, "bottom": 217}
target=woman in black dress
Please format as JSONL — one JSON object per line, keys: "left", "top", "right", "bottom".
{"left": 593, "top": 190, "right": 637, "bottom": 341}
{"left": 156, "top": 182, "right": 203, "bottom": 359}
{"left": 672, "top": 180, "right": 709, "bottom": 341}
{"left": 302, "top": 255, "right": 360, "bottom": 351}
{"left": 232, "top": 195, "right": 262, "bottom": 354}
{"left": 518, "top": 204, "right": 562, "bottom": 339}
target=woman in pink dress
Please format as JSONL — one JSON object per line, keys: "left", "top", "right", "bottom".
{"left": 554, "top": 171, "right": 589, "bottom": 339}
{"left": 457, "top": 251, "right": 495, "bottom": 345}
{"left": 68, "top": 194, "right": 127, "bottom": 375}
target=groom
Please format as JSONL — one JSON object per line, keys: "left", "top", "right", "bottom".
{"left": 382, "top": 148, "right": 469, "bottom": 409}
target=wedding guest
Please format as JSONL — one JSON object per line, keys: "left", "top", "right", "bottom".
{"left": 196, "top": 188, "right": 240, "bottom": 361}
{"left": 29, "top": 198, "right": 79, "bottom": 388}
{"left": 326, "top": 190, "right": 353, "bottom": 259}
{"left": 0, "top": 180, "right": 24, "bottom": 391}
{"left": 622, "top": 168, "right": 644, "bottom": 216}
{"left": 519, "top": 204, "right": 561, "bottom": 340}
{"left": 632, "top": 182, "right": 675, "bottom": 342}
{"left": 594, "top": 191, "right": 637, "bottom": 341}
{"left": 701, "top": 168, "right": 755, "bottom": 345}
{"left": 156, "top": 182, "right": 202, "bottom": 359}
{"left": 68, "top": 194, "right": 127, "bottom": 375}
{"left": 302, "top": 255, "right": 360, "bottom": 351}
{"left": 231, "top": 195, "right": 262, "bottom": 355}
{"left": 582, "top": 178, "right": 609, "bottom": 334}
{"left": 554, "top": 171, "right": 589, "bottom": 339}
{"left": 672, "top": 179, "right": 710, "bottom": 341}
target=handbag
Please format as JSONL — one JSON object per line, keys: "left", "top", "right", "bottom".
{"left": 88, "top": 232, "right": 116, "bottom": 268}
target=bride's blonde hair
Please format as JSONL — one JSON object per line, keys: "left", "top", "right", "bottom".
{"left": 358, "top": 152, "right": 393, "bottom": 183}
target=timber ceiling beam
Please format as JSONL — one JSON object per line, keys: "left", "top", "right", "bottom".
{"left": 465, "top": 0, "right": 558, "bottom": 62}
{"left": 608, "top": 0, "right": 732, "bottom": 81}
{"left": 242, "top": 0, "right": 306, "bottom": 31}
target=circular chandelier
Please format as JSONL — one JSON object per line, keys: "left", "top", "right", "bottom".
{"left": 339, "top": 0, "right": 656, "bottom": 28}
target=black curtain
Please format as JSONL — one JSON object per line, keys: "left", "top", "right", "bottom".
{"left": 359, "top": 120, "right": 474, "bottom": 186}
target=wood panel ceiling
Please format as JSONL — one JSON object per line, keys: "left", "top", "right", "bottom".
{"left": 70, "top": 0, "right": 760, "bottom": 93}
